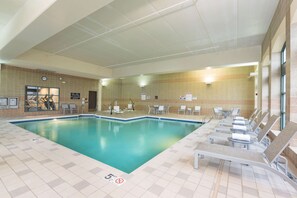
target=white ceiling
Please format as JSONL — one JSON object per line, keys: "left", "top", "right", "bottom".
{"left": 32, "top": 0, "right": 279, "bottom": 68}
{"left": 0, "top": 0, "right": 28, "bottom": 30}
{"left": 0, "top": 0, "right": 279, "bottom": 78}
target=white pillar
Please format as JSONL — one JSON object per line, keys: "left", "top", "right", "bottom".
{"left": 97, "top": 80, "right": 102, "bottom": 111}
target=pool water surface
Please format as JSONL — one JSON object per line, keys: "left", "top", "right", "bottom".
{"left": 15, "top": 117, "right": 201, "bottom": 173}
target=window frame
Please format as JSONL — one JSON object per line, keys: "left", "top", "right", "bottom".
{"left": 25, "top": 85, "right": 60, "bottom": 112}
{"left": 280, "top": 43, "right": 286, "bottom": 130}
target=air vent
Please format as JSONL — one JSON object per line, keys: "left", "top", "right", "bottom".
{"left": 249, "top": 72, "right": 257, "bottom": 78}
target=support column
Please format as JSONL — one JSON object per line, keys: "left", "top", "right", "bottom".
{"left": 97, "top": 80, "right": 102, "bottom": 111}
{"left": 257, "top": 64, "right": 262, "bottom": 110}
{"left": 286, "top": 20, "right": 297, "bottom": 123}
{"left": 269, "top": 52, "right": 281, "bottom": 116}
{"left": 261, "top": 66, "right": 269, "bottom": 112}
{"left": 285, "top": 4, "right": 297, "bottom": 148}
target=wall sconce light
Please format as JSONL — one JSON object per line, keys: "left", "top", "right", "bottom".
{"left": 204, "top": 77, "right": 214, "bottom": 85}
{"left": 101, "top": 79, "right": 108, "bottom": 87}
{"left": 139, "top": 82, "right": 146, "bottom": 88}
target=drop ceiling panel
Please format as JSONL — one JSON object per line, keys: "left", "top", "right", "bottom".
{"left": 236, "top": 34, "right": 265, "bottom": 47}
{"left": 86, "top": 5, "right": 130, "bottom": 29}
{"left": 75, "top": 17, "right": 109, "bottom": 35}
{"left": 0, "top": 0, "right": 28, "bottom": 30}
{"left": 110, "top": 0, "right": 156, "bottom": 21}
{"left": 110, "top": 27, "right": 169, "bottom": 58}
{"left": 162, "top": 6, "right": 209, "bottom": 42}
{"left": 59, "top": 38, "right": 136, "bottom": 66}
{"left": 149, "top": 0, "right": 189, "bottom": 10}
{"left": 197, "top": 0, "right": 236, "bottom": 43}
{"left": 184, "top": 38, "right": 213, "bottom": 51}
{"left": 29, "top": 0, "right": 279, "bottom": 68}
{"left": 140, "top": 18, "right": 186, "bottom": 47}
{"left": 34, "top": 26, "right": 93, "bottom": 53}
{"left": 237, "top": 0, "right": 279, "bottom": 38}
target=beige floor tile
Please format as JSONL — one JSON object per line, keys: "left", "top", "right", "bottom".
{"left": 0, "top": 115, "right": 296, "bottom": 197}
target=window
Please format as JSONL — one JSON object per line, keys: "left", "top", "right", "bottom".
{"left": 280, "top": 44, "right": 286, "bottom": 129}
{"left": 25, "top": 86, "right": 60, "bottom": 112}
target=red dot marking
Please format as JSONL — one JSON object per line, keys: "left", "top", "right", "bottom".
{"left": 115, "top": 178, "right": 124, "bottom": 184}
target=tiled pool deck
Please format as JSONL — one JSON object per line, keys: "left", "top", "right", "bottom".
{"left": 0, "top": 112, "right": 296, "bottom": 198}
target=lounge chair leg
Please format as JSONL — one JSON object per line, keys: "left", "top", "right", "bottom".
{"left": 194, "top": 151, "right": 199, "bottom": 169}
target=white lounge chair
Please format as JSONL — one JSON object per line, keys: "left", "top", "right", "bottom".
{"left": 194, "top": 121, "right": 297, "bottom": 190}
{"left": 220, "top": 109, "right": 261, "bottom": 127}
{"left": 178, "top": 105, "right": 186, "bottom": 114}
{"left": 215, "top": 112, "right": 268, "bottom": 134}
{"left": 208, "top": 115, "right": 280, "bottom": 147}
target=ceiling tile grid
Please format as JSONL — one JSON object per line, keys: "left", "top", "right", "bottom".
{"left": 32, "top": 0, "right": 279, "bottom": 68}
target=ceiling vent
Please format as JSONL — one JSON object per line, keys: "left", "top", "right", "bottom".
{"left": 249, "top": 72, "right": 258, "bottom": 78}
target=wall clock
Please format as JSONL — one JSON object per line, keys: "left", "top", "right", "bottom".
{"left": 41, "top": 76, "right": 47, "bottom": 81}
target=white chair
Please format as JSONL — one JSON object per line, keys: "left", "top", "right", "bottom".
{"left": 178, "top": 105, "right": 186, "bottom": 114}
{"left": 147, "top": 105, "right": 155, "bottom": 114}
{"left": 113, "top": 106, "right": 120, "bottom": 113}
{"left": 230, "top": 107, "right": 240, "bottom": 117}
{"left": 69, "top": 103, "right": 78, "bottom": 114}
{"left": 165, "top": 105, "right": 170, "bottom": 114}
{"left": 127, "top": 103, "right": 133, "bottom": 111}
{"left": 61, "top": 104, "right": 70, "bottom": 114}
{"left": 157, "top": 105, "right": 165, "bottom": 114}
{"left": 213, "top": 107, "right": 223, "bottom": 118}
{"left": 193, "top": 106, "right": 201, "bottom": 115}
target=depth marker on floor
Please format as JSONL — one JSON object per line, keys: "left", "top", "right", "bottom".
{"left": 103, "top": 173, "right": 126, "bottom": 186}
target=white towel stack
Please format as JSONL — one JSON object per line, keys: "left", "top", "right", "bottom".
{"left": 232, "top": 125, "right": 247, "bottom": 131}
{"left": 232, "top": 133, "right": 251, "bottom": 141}
{"left": 233, "top": 120, "right": 246, "bottom": 125}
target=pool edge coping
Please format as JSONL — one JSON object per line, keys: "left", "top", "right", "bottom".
{"left": 9, "top": 114, "right": 204, "bottom": 124}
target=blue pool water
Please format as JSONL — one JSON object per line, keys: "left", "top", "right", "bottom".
{"left": 15, "top": 117, "right": 201, "bottom": 173}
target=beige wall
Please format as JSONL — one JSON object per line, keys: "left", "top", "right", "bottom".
{"left": 0, "top": 65, "right": 98, "bottom": 117}
{"left": 260, "top": 0, "right": 297, "bottom": 167}
{"left": 103, "top": 66, "right": 255, "bottom": 117}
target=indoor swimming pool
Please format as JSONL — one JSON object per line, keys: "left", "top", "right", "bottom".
{"left": 14, "top": 116, "right": 201, "bottom": 173}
